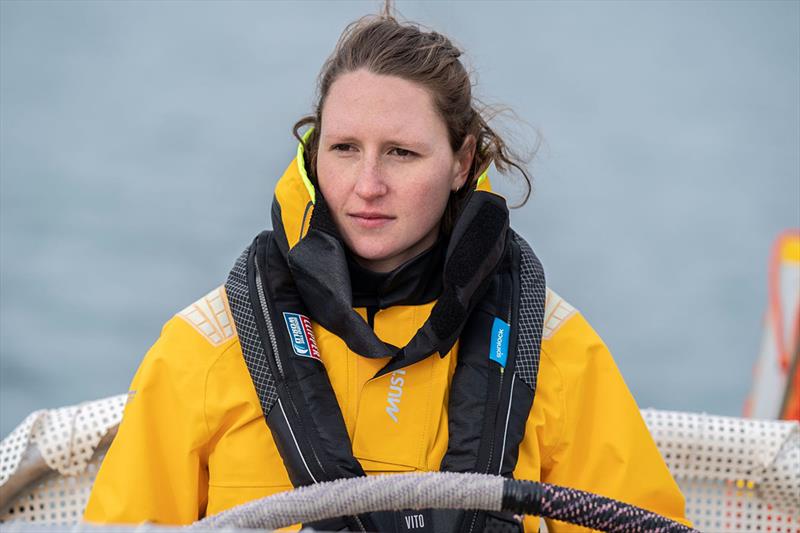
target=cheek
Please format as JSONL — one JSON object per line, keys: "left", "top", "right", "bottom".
{"left": 393, "top": 176, "right": 454, "bottom": 239}
{"left": 407, "top": 186, "right": 449, "bottom": 216}
{"left": 316, "top": 155, "right": 348, "bottom": 207}
{"left": 401, "top": 165, "right": 455, "bottom": 215}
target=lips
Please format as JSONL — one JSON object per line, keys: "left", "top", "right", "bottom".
{"left": 349, "top": 211, "right": 395, "bottom": 229}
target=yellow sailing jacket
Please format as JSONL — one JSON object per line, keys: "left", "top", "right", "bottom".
{"left": 84, "top": 156, "right": 690, "bottom": 532}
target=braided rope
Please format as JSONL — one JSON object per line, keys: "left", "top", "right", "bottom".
{"left": 503, "top": 480, "right": 694, "bottom": 533}
{"left": 189, "top": 472, "right": 696, "bottom": 532}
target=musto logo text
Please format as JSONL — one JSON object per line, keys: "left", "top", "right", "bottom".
{"left": 386, "top": 369, "right": 407, "bottom": 423}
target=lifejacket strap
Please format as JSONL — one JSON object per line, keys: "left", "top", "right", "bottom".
{"left": 511, "top": 232, "right": 546, "bottom": 393}
{"left": 225, "top": 246, "right": 279, "bottom": 414}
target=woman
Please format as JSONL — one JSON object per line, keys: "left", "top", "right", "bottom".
{"left": 84, "top": 11, "right": 690, "bottom": 533}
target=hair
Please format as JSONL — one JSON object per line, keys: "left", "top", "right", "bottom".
{"left": 293, "top": 5, "right": 532, "bottom": 233}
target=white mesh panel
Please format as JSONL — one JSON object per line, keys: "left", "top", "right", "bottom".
{"left": 0, "top": 452, "right": 106, "bottom": 526}
{"left": 0, "top": 412, "right": 39, "bottom": 487}
{"left": 642, "top": 409, "right": 800, "bottom": 532}
{"left": 33, "top": 395, "right": 126, "bottom": 476}
{"left": 0, "top": 395, "right": 126, "bottom": 525}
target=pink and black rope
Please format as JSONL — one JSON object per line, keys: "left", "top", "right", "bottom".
{"left": 502, "top": 480, "right": 697, "bottom": 533}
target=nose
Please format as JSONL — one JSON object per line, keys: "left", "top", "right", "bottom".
{"left": 353, "top": 155, "right": 388, "bottom": 200}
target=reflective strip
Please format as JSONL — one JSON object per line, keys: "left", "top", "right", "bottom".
{"left": 476, "top": 168, "right": 489, "bottom": 188}
{"left": 278, "top": 398, "right": 318, "bottom": 484}
{"left": 296, "top": 128, "right": 316, "bottom": 204}
{"left": 497, "top": 373, "right": 515, "bottom": 474}
{"left": 177, "top": 286, "right": 237, "bottom": 346}
{"left": 542, "top": 288, "right": 577, "bottom": 340}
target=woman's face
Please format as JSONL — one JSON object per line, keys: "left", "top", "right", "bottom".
{"left": 317, "top": 69, "right": 472, "bottom": 273}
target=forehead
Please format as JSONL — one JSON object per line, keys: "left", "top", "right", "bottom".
{"left": 320, "top": 69, "right": 448, "bottom": 142}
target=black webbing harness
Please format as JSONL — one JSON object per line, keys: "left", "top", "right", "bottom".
{"left": 224, "top": 191, "right": 546, "bottom": 532}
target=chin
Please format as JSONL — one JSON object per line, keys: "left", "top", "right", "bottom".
{"left": 349, "top": 241, "right": 396, "bottom": 262}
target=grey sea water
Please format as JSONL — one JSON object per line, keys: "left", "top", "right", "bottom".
{"left": 1, "top": 0, "right": 798, "bottom": 436}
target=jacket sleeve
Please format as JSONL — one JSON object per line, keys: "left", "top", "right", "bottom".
{"left": 538, "top": 311, "right": 691, "bottom": 532}
{"left": 83, "top": 317, "right": 217, "bottom": 525}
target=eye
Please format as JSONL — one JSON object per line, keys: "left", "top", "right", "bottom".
{"left": 389, "top": 147, "right": 416, "bottom": 158}
{"left": 331, "top": 143, "right": 355, "bottom": 152}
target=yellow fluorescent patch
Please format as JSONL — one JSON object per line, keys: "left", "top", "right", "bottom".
{"left": 274, "top": 158, "right": 314, "bottom": 249}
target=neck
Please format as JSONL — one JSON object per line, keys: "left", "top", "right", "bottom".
{"left": 347, "top": 238, "right": 445, "bottom": 309}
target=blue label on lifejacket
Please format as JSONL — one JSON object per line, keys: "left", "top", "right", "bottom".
{"left": 489, "top": 317, "right": 510, "bottom": 368}
{"left": 283, "top": 312, "right": 321, "bottom": 360}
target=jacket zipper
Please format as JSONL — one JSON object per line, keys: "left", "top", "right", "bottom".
{"left": 254, "top": 259, "right": 283, "bottom": 378}
{"left": 466, "top": 277, "right": 515, "bottom": 533}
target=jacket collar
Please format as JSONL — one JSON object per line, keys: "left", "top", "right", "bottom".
{"left": 347, "top": 240, "right": 445, "bottom": 309}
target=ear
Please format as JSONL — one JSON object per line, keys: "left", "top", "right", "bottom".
{"left": 451, "top": 134, "right": 476, "bottom": 191}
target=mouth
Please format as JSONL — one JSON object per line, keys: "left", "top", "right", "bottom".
{"left": 348, "top": 212, "right": 395, "bottom": 229}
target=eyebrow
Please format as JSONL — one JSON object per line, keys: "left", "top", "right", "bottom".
{"left": 385, "top": 138, "right": 430, "bottom": 151}
{"left": 322, "top": 133, "right": 431, "bottom": 152}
